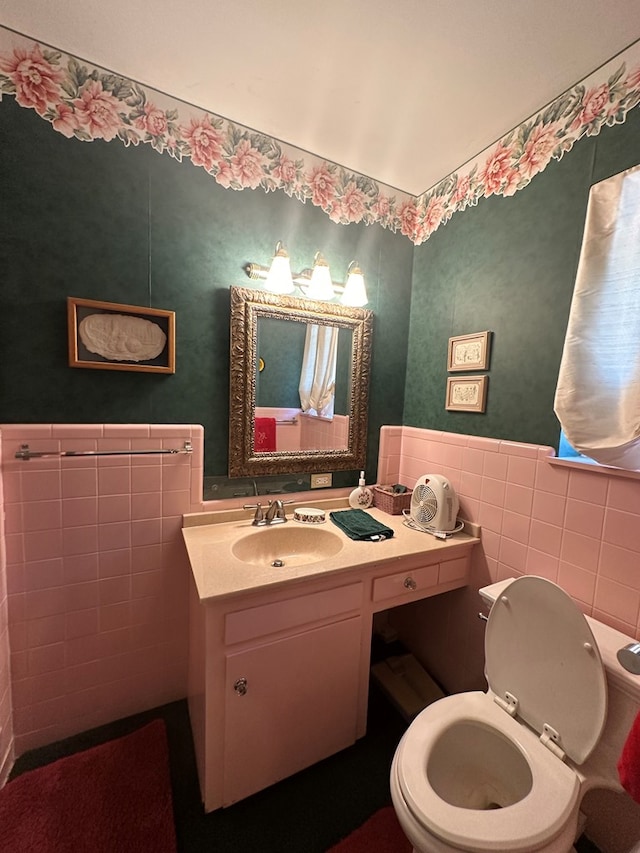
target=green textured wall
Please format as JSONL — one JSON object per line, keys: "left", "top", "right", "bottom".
{"left": 3, "top": 88, "right": 639, "bottom": 481}
{"left": 0, "top": 97, "right": 413, "bottom": 483}
{"left": 256, "top": 319, "right": 306, "bottom": 409}
{"left": 404, "top": 106, "right": 640, "bottom": 449}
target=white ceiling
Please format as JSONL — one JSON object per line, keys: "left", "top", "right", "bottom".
{"left": 2, "top": 1, "right": 640, "bottom": 195}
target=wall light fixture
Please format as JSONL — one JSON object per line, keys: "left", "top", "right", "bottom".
{"left": 245, "top": 243, "right": 368, "bottom": 306}
{"left": 263, "top": 241, "right": 295, "bottom": 294}
{"left": 305, "top": 252, "right": 334, "bottom": 301}
{"left": 341, "top": 261, "right": 368, "bottom": 307}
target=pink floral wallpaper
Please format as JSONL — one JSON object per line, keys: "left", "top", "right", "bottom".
{"left": 0, "top": 26, "right": 639, "bottom": 244}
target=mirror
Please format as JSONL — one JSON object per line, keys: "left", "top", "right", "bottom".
{"left": 229, "top": 286, "right": 373, "bottom": 477}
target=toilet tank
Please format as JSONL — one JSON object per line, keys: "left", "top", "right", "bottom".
{"left": 478, "top": 578, "right": 515, "bottom": 610}
{"left": 582, "top": 615, "right": 640, "bottom": 787}
{"left": 478, "top": 577, "right": 640, "bottom": 789}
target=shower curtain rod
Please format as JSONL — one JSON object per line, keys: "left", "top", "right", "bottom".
{"left": 15, "top": 441, "right": 193, "bottom": 460}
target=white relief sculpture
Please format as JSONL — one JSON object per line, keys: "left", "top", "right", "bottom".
{"left": 79, "top": 313, "right": 166, "bottom": 362}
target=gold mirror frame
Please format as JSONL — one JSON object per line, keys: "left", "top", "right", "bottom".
{"left": 229, "top": 286, "right": 373, "bottom": 477}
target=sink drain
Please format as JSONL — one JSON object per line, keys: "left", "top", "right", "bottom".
{"left": 271, "top": 559, "right": 285, "bottom": 567}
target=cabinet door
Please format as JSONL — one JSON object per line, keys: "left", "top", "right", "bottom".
{"left": 223, "top": 615, "right": 362, "bottom": 805}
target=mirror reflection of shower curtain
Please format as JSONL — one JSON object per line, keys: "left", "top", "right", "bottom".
{"left": 298, "top": 324, "right": 338, "bottom": 418}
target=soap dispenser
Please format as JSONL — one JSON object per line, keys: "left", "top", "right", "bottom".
{"left": 349, "top": 470, "right": 374, "bottom": 509}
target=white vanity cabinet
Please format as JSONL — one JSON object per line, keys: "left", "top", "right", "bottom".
{"left": 183, "top": 511, "right": 478, "bottom": 812}
{"left": 222, "top": 583, "right": 364, "bottom": 805}
{"left": 224, "top": 615, "right": 363, "bottom": 803}
{"left": 189, "top": 578, "right": 368, "bottom": 811}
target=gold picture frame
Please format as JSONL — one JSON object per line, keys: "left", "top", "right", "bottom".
{"left": 447, "top": 330, "right": 491, "bottom": 372}
{"left": 446, "top": 375, "right": 488, "bottom": 412}
{"left": 68, "top": 297, "right": 175, "bottom": 374}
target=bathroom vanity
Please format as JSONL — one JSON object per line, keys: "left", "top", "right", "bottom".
{"left": 182, "top": 501, "right": 479, "bottom": 812}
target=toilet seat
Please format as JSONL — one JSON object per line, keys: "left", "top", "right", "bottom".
{"left": 485, "top": 576, "right": 607, "bottom": 765}
{"left": 392, "top": 577, "right": 609, "bottom": 852}
{"left": 395, "top": 691, "right": 580, "bottom": 851}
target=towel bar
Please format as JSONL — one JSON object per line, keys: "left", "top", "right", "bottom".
{"left": 15, "top": 441, "right": 193, "bottom": 460}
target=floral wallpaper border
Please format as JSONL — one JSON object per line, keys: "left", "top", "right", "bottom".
{"left": 414, "top": 42, "right": 640, "bottom": 244}
{"left": 1, "top": 26, "right": 639, "bottom": 245}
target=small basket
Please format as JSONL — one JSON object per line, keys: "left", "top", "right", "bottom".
{"left": 373, "top": 486, "right": 413, "bottom": 515}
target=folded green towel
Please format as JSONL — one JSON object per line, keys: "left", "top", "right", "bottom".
{"left": 329, "top": 509, "right": 394, "bottom": 541}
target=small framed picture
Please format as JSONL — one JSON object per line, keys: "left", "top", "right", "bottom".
{"left": 448, "top": 330, "right": 491, "bottom": 372}
{"left": 446, "top": 375, "right": 488, "bottom": 413}
{"left": 68, "top": 297, "right": 175, "bottom": 374}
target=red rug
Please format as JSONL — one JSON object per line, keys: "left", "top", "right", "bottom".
{"left": 0, "top": 719, "right": 176, "bottom": 853}
{"left": 328, "top": 805, "right": 412, "bottom": 853}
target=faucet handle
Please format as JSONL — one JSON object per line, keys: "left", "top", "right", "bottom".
{"left": 242, "top": 502, "right": 264, "bottom": 524}
{"left": 279, "top": 499, "right": 297, "bottom": 519}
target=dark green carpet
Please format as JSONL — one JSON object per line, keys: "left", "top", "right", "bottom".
{"left": 9, "top": 682, "right": 602, "bottom": 853}
{"left": 10, "top": 684, "right": 407, "bottom": 853}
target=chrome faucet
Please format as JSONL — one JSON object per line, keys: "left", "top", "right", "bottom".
{"left": 265, "top": 499, "right": 287, "bottom": 523}
{"left": 243, "top": 499, "right": 292, "bottom": 526}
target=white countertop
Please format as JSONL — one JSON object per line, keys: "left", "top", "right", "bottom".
{"left": 182, "top": 500, "right": 480, "bottom": 602}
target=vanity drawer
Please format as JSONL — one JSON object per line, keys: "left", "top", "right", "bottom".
{"left": 439, "top": 556, "right": 468, "bottom": 584}
{"left": 225, "top": 582, "right": 363, "bottom": 645}
{"left": 372, "top": 563, "right": 439, "bottom": 603}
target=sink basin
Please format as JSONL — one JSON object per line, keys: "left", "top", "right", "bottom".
{"left": 231, "top": 525, "right": 344, "bottom": 567}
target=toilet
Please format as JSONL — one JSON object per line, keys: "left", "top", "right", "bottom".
{"left": 390, "top": 575, "right": 640, "bottom": 853}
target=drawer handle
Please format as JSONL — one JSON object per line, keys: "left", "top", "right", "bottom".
{"left": 403, "top": 576, "right": 417, "bottom": 591}
{"left": 233, "top": 677, "right": 248, "bottom": 696}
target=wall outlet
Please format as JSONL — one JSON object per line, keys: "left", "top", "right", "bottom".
{"left": 311, "top": 473, "right": 332, "bottom": 489}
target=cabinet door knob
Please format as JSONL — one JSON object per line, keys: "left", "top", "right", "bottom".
{"left": 403, "top": 576, "right": 417, "bottom": 590}
{"left": 233, "top": 677, "right": 248, "bottom": 696}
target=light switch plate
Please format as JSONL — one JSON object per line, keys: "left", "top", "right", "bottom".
{"left": 311, "top": 473, "right": 332, "bottom": 489}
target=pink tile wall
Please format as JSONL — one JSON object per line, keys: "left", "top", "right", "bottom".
{"left": 0, "top": 423, "right": 204, "bottom": 755}
{"left": 0, "top": 432, "right": 15, "bottom": 784}
{"left": 378, "top": 426, "right": 640, "bottom": 693}
{"left": 300, "top": 414, "right": 349, "bottom": 450}
{"left": 252, "top": 408, "right": 349, "bottom": 452}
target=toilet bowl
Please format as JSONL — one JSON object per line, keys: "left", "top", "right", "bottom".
{"left": 390, "top": 575, "right": 640, "bottom": 853}
{"left": 390, "top": 694, "right": 581, "bottom": 852}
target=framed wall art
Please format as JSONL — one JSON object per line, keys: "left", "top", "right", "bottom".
{"left": 447, "top": 330, "right": 491, "bottom": 372}
{"left": 68, "top": 297, "right": 176, "bottom": 374}
{"left": 445, "top": 375, "right": 488, "bottom": 413}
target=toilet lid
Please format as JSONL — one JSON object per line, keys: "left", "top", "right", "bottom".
{"left": 485, "top": 575, "right": 606, "bottom": 764}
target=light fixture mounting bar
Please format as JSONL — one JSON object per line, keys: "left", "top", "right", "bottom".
{"left": 244, "top": 263, "right": 346, "bottom": 293}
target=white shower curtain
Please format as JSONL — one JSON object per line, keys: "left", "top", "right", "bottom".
{"left": 298, "top": 324, "right": 338, "bottom": 418}
{"left": 554, "top": 164, "right": 640, "bottom": 469}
